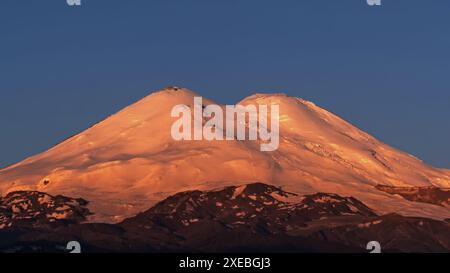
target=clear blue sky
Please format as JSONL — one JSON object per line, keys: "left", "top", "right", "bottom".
{"left": 1, "top": 0, "right": 449, "bottom": 168}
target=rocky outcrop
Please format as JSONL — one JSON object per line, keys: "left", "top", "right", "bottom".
{"left": 0, "top": 191, "right": 91, "bottom": 230}
{"left": 375, "top": 184, "right": 450, "bottom": 207}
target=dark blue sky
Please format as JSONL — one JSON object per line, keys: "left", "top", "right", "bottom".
{"left": 1, "top": 0, "right": 449, "bottom": 168}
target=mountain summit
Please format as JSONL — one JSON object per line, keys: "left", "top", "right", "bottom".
{"left": 1, "top": 87, "right": 449, "bottom": 222}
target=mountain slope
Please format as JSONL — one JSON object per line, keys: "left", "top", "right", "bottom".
{"left": 0, "top": 87, "right": 449, "bottom": 222}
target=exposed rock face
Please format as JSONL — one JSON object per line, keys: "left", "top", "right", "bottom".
{"left": 1, "top": 183, "right": 448, "bottom": 253}
{"left": 375, "top": 184, "right": 450, "bottom": 207}
{"left": 0, "top": 191, "right": 91, "bottom": 230}
{"left": 124, "top": 183, "right": 377, "bottom": 233}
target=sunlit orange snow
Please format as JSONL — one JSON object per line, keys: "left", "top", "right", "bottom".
{"left": 0, "top": 87, "right": 449, "bottom": 223}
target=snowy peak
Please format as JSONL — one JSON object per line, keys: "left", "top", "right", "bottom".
{"left": 239, "top": 92, "right": 375, "bottom": 144}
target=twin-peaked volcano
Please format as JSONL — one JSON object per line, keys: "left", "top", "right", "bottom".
{"left": 0, "top": 87, "right": 449, "bottom": 223}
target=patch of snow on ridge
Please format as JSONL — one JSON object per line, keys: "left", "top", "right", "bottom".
{"left": 358, "top": 220, "right": 383, "bottom": 228}
{"left": 270, "top": 192, "right": 293, "bottom": 203}
{"left": 313, "top": 196, "right": 341, "bottom": 203}
{"left": 231, "top": 185, "right": 247, "bottom": 200}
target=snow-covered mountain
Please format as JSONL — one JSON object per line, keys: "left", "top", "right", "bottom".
{"left": 0, "top": 87, "right": 449, "bottom": 223}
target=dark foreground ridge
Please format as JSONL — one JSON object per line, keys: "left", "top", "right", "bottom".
{"left": 0, "top": 183, "right": 449, "bottom": 253}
